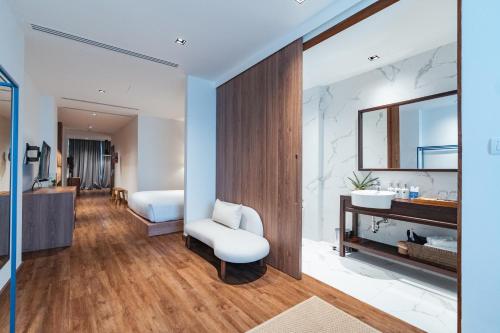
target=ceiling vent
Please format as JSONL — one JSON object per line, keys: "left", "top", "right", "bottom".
{"left": 61, "top": 97, "right": 139, "bottom": 111}
{"left": 30, "top": 24, "right": 179, "bottom": 68}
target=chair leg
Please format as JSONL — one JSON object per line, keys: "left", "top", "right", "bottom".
{"left": 185, "top": 235, "right": 191, "bottom": 249}
{"left": 220, "top": 260, "right": 226, "bottom": 281}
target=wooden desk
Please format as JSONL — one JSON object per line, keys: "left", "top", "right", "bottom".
{"left": 22, "top": 186, "right": 77, "bottom": 252}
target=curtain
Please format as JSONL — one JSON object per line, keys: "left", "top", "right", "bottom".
{"left": 68, "top": 139, "right": 111, "bottom": 189}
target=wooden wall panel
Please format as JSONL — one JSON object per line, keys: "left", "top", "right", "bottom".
{"left": 216, "top": 39, "right": 303, "bottom": 279}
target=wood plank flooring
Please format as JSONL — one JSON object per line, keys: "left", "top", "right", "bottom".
{"left": 0, "top": 191, "right": 422, "bottom": 333}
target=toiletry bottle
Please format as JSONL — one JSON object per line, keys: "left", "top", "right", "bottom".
{"left": 395, "top": 183, "right": 402, "bottom": 199}
{"left": 414, "top": 186, "right": 420, "bottom": 198}
{"left": 402, "top": 184, "right": 410, "bottom": 200}
{"left": 388, "top": 182, "right": 394, "bottom": 193}
{"left": 410, "top": 186, "right": 420, "bottom": 199}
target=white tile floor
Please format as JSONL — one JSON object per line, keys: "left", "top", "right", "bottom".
{"left": 302, "top": 238, "right": 457, "bottom": 333}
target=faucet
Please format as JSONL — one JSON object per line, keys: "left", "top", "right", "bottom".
{"left": 375, "top": 180, "right": 381, "bottom": 192}
{"left": 371, "top": 216, "right": 389, "bottom": 233}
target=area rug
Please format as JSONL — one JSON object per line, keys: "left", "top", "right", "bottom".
{"left": 247, "top": 296, "right": 381, "bottom": 333}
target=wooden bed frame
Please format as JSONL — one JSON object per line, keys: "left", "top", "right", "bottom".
{"left": 127, "top": 208, "right": 183, "bottom": 237}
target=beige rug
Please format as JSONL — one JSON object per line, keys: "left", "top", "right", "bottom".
{"left": 247, "top": 296, "right": 381, "bottom": 333}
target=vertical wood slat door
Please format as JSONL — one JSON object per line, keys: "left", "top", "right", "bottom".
{"left": 216, "top": 39, "right": 303, "bottom": 279}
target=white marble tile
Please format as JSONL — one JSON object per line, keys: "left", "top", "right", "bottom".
{"left": 302, "top": 238, "right": 457, "bottom": 333}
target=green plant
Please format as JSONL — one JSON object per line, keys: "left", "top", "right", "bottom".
{"left": 347, "top": 171, "right": 379, "bottom": 190}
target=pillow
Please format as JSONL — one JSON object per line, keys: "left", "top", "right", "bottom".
{"left": 212, "top": 199, "right": 242, "bottom": 229}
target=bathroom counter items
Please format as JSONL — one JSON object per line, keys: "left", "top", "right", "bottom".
{"left": 339, "top": 195, "right": 457, "bottom": 278}
{"left": 395, "top": 197, "right": 458, "bottom": 208}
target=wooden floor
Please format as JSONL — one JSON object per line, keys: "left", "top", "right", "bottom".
{"left": 0, "top": 192, "right": 422, "bottom": 333}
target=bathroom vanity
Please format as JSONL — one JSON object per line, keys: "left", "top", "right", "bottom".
{"left": 339, "top": 195, "right": 457, "bottom": 278}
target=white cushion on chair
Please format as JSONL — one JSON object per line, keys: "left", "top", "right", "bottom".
{"left": 212, "top": 199, "right": 242, "bottom": 229}
{"left": 185, "top": 203, "right": 270, "bottom": 264}
{"left": 214, "top": 229, "right": 269, "bottom": 263}
{"left": 185, "top": 219, "right": 270, "bottom": 264}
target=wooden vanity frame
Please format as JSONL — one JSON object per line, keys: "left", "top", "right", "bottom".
{"left": 339, "top": 195, "right": 458, "bottom": 278}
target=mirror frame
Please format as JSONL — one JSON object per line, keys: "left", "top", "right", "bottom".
{"left": 358, "top": 90, "right": 459, "bottom": 172}
{"left": 0, "top": 65, "right": 19, "bottom": 333}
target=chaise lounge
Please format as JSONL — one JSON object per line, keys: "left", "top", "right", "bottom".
{"left": 184, "top": 200, "right": 270, "bottom": 281}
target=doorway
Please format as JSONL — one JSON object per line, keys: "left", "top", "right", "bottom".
{"left": 301, "top": 1, "right": 461, "bottom": 332}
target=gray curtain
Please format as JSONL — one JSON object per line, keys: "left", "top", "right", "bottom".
{"left": 68, "top": 139, "right": 111, "bottom": 189}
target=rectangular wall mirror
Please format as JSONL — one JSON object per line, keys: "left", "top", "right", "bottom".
{"left": 358, "top": 90, "right": 458, "bottom": 171}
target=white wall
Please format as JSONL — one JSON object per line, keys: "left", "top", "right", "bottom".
{"left": 22, "top": 76, "right": 58, "bottom": 191}
{"left": 184, "top": 76, "right": 216, "bottom": 224}
{"left": 302, "top": 86, "right": 323, "bottom": 240}
{"left": 112, "top": 117, "right": 138, "bottom": 194}
{"left": 61, "top": 128, "right": 111, "bottom": 186}
{"left": 399, "top": 108, "right": 420, "bottom": 168}
{"left": 462, "top": 1, "right": 500, "bottom": 331}
{"left": 0, "top": 0, "right": 24, "bottom": 289}
{"left": 137, "top": 116, "right": 184, "bottom": 191}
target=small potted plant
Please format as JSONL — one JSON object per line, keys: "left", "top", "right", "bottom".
{"left": 347, "top": 171, "right": 379, "bottom": 190}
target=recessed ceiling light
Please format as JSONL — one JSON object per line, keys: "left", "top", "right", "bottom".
{"left": 92, "top": 112, "right": 97, "bottom": 116}
{"left": 295, "top": 0, "right": 306, "bottom": 3}
{"left": 368, "top": 55, "right": 380, "bottom": 61}
{"left": 98, "top": 89, "right": 106, "bottom": 94}
{"left": 175, "top": 37, "right": 187, "bottom": 46}
{"left": 88, "top": 125, "right": 93, "bottom": 129}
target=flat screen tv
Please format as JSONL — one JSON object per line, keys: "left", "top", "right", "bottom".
{"left": 38, "top": 141, "right": 51, "bottom": 181}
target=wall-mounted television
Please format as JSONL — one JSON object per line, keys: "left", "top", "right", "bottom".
{"left": 37, "top": 141, "right": 51, "bottom": 181}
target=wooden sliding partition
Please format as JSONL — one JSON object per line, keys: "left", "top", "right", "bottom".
{"left": 216, "top": 39, "right": 303, "bottom": 279}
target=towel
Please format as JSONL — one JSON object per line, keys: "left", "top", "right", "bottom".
{"left": 425, "top": 241, "right": 457, "bottom": 253}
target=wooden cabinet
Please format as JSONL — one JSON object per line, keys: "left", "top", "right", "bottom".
{"left": 22, "top": 186, "right": 76, "bottom": 252}
{"left": 339, "top": 195, "right": 457, "bottom": 278}
{"left": 67, "top": 177, "right": 81, "bottom": 195}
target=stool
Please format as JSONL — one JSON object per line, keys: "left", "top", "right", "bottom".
{"left": 116, "top": 188, "right": 128, "bottom": 207}
{"left": 111, "top": 187, "right": 126, "bottom": 206}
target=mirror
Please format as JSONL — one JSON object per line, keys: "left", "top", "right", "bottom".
{"left": 358, "top": 91, "right": 458, "bottom": 171}
{"left": 0, "top": 68, "right": 14, "bottom": 332}
{"left": 0, "top": 82, "right": 11, "bottom": 270}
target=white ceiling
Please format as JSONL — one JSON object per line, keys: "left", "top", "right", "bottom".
{"left": 303, "top": 0, "right": 457, "bottom": 90}
{"left": 9, "top": 0, "right": 345, "bottom": 130}
{"left": 58, "top": 108, "right": 134, "bottom": 135}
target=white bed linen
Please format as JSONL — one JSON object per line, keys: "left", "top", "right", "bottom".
{"left": 128, "top": 190, "right": 184, "bottom": 223}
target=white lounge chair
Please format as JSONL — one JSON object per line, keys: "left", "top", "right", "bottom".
{"left": 184, "top": 204, "right": 270, "bottom": 281}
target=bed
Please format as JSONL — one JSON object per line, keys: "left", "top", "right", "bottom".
{"left": 127, "top": 190, "right": 184, "bottom": 236}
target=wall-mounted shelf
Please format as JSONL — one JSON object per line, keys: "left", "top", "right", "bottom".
{"left": 339, "top": 195, "right": 457, "bottom": 279}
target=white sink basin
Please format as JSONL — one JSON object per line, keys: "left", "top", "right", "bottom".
{"left": 351, "top": 190, "right": 396, "bottom": 209}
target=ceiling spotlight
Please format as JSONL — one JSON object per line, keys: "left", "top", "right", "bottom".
{"left": 175, "top": 37, "right": 187, "bottom": 46}
{"left": 92, "top": 112, "right": 97, "bottom": 116}
{"left": 88, "top": 125, "right": 93, "bottom": 129}
{"left": 295, "top": 0, "right": 306, "bottom": 3}
{"left": 368, "top": 55, "right": 380, "bottom": 61}
{"left": 98, "top": 89, "right": 106, "bottom": 94}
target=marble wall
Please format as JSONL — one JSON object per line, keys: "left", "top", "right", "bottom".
{"left": 303, "top": 42, "right": 458, "bottom": 245}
